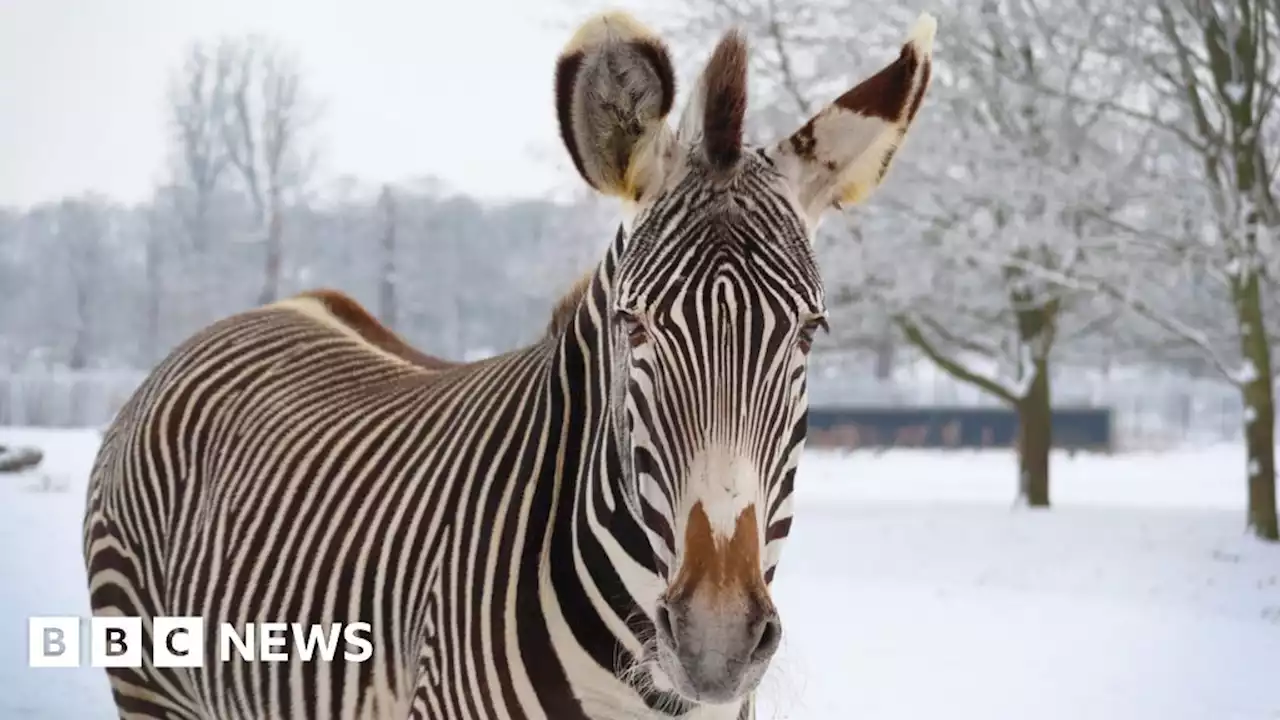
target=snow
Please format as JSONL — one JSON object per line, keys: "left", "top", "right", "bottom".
{"left": 0, "top": 428, "right": 110, "bottom": 718}
{"left": 1, "top": 427, "right": 1278, "bottom": 719}
{"left": 1235, "top": 361, "right": 1260, "bottom": 386}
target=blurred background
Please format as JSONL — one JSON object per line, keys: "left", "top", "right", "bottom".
{"left": 1, "top": 0, "right": 1279, "bottom": 718}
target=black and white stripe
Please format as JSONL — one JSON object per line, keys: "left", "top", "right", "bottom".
{"left": 82, "top": 3, "right": 944, "bottom": 713}
{"left": 82, "top": 150, "right": 820, "bottom": 720}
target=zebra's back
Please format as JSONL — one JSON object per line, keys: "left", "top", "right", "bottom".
{"left": 83, "top": 290, "right": 549, "bottom": 719}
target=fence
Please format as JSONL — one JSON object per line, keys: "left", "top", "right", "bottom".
{"left": 805, "top": 363, "right": 1242, "bottom": 450}
{"left": 0, "top": 363, "right": 1244, "bottom": 450}
{"left": 807, "top": 406, "right": 1114, "bottom": 452}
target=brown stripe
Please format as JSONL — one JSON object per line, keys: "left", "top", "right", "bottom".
{"left": 295, "top": 288, "right": 458, "bottom": 370}
{"left": 788, "top": 123, "right": 818, "bottom": 161}
{"left": 876, "top": 144, "right": 898, "bottom": 183}
{"left": 905, "top": 58, "right": 932, "bottom": 123}
{"left": 554, "top": 50, "right": 592, "bottom": 189}
{"left": 631, "top": 38, "right": 677, "bottom": 118}
{"left": 833, "top": 42, "right": 919, "bottom": 121}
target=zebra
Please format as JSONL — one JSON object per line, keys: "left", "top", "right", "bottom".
{"left": 82, "top": 10, "right": 935, "bottom": 720}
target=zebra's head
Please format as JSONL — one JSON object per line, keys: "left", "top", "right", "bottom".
{"left": 555, "top": 11, "right": 935, "bottom": 705}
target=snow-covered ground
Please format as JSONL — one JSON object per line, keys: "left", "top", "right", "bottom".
{"left": 1, "top": 427, "right": 1278, "bottom": 719}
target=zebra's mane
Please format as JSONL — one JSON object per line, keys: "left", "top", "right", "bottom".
{"left": 289, "top": 288, "right": 461, "bottom": 370}
{"left": 544, "top": 269, "right": 596, "bottom": 340}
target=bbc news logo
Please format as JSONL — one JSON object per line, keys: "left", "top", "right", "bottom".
{"left": 29, "top": 616, "right": 373, "bottom": 668}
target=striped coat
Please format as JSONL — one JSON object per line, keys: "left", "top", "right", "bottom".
{"left": 83, "top": 9, "right": 935, "bottom": 720}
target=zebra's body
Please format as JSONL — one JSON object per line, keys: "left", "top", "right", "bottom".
{"left": 85, "top": 276, "right": 719, "bottom": 719}
{"left": 84, "top": 10, "right": 935, "bottom": 719}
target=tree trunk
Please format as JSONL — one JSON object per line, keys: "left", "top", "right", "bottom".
{"left": 145, "top": 213, "right": 162, "bottom": 366}
{"left": 873, "top": 327, "right": 895, "bottom": 381}
{"left": 1235, "top": 271, "right": 1280, "bottom": 541}
{"left": 69, "top": 281, "right": 89, "bottom": 371}
{"left": 187, "top": 197, "right": 212, "bottom": 330}
{"left": 1012, "top": 294, "right": 1058, "bottom": 508}
{"left": 378, "top": 186, "right": 398, "bottom": 330}
{"left": 1016, "top": 354, "right": 1052, "bottom": 507}
{"left": 258, "top": 201, "right": 283, "bottom": 306}
{"left": 897, "top": 306, "right": 1052, "bottom": 506}
{"left": 1200, "top": 0, "right": 1279, "bottom": 541}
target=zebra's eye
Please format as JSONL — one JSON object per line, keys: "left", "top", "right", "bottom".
{"left": 797, "top": 315, "right": 829, "bottom": 353}
{"left": 615, "top": 309, "right": 648, "bottom": 348}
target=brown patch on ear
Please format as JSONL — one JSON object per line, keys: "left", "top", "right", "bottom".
{"left": 782, "top": 42, "right": 919, "bottom": 169}
{"left": 632, "top": 39, "right": 677, "bottom": 119}
{"left": 773, "top": 13, "right": 936, "bottom": 215}
{"left": 877, "top": 144, "right": 899, "bottom": 183}
{"left": 701, "top": 29, "right": 748, "bottom": 171}
{"left": 788, "top": 125, "right": 817, "bottom": 160}
{"left": 667, "top": 502, "right": 766, "bottom": 605}
{"left": 832, "top": 41, "right": 920, "bottom": 122}
{"left": 555, "top": 51, "right": 591, "bottom": 189}
{"left": 905, "top": 59, "right": 932, "bottom": 123}
{"left": 293, "top": 289, "right": 459, "bottom": 370}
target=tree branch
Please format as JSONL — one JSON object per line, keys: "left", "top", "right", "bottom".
{"left": 896, "top": 314, "right": 1020, "bottom": 405}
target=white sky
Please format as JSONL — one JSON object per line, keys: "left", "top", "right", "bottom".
{"left": 0, "top": 0, "right": 662, "bottom": 208}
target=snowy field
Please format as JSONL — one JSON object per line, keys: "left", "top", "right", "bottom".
{"left": 1, "top": 427, "right": 1278, "bottom": 719}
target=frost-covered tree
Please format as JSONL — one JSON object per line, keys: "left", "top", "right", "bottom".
{"left": 661, "top": 0, "right": 1145, "bottom": 506}
{"left": 1053, "top": 0, "right": 1280, "bottom": 539}
{"left": 219, "top": 35, "right": 322, "bottom": 305}
{"left": 164, "top": 34, "right": 321, "bottom": 328}
{"left": 49, "top": 197, "right": 110, "bottom": 370}
{"left": 166, "top": 41, "right": 234, "bottom": 330}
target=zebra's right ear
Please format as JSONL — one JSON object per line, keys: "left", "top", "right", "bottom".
{"left": 770, "top": 13, "right": 935, "bottom": 224}
{"left": 555, "top": 12, "right": 678, "bottom": 202}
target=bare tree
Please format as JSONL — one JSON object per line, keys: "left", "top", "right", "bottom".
{"left": 166, "top": 41, "right": 233, "bottom": 327}
{"left": 219, "top": 35, "right": 321, "bottom": 306}
{"left": 143, "top": 187, "right": 183, "bottom": 365}
{"left": 43, "top": 196, "right": 112, "bottom": 371}
{"left": 666, "top": 0, "right": 1140, "bottom": 506}
{"left": 1087, "top": 0, "right": 1279, "bottom": 539}
{"left": 948, "top": 0, "right": 1280, "bottom": 537}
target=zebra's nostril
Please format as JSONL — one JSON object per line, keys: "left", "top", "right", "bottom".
{"left": 752, "top": 615, "right": 782, "bottom": 661}
{"left": 654, "top": 604, "right": 675, "bottom": 643}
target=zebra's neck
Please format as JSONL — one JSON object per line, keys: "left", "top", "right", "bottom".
{"left": 531, "top": 228, "right": 705, "bottom": 717}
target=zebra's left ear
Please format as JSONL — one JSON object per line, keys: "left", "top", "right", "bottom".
{"left": 675, "top": 27, "right": 749, "bottom": 174}
{"left": 555, "top": 12, "right": 678, "bottom": 202}
{"left": 770, "top": 13, "right": 936, "bottom": 223}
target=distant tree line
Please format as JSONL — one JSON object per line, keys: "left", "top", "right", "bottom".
{"left": 0, "top": 34, "right": 617, "bottom": 374}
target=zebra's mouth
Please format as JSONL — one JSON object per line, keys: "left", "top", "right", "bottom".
{"left": 649, "top": 597, "right": 780, "bottom": 705}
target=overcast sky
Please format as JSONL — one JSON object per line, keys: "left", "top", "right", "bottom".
{"left": 0, "top": 0, "right": 665, "bottom": 208}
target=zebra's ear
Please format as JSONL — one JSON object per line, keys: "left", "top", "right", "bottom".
{"left": 675, "top": 27, "right": 749, "bottom": 174}
{"left": 770, "top": 13, "right": 936, "bottom": 223}
{"left": 555, "top": 12, "right": 678, "bottom": 201}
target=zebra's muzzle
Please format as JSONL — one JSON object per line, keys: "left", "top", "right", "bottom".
{"left": 652, "top": 593, "right": 781, "bottom": 704}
